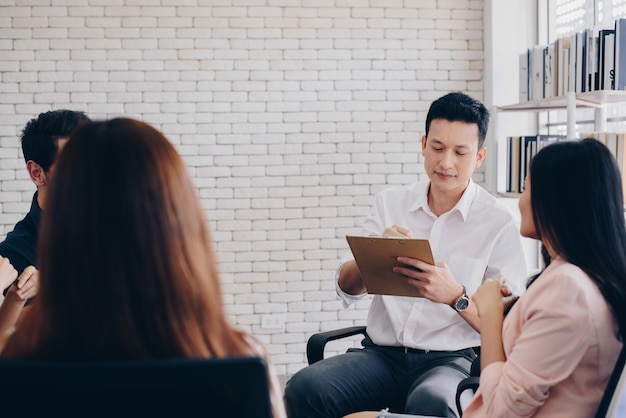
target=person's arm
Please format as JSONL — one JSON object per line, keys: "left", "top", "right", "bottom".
{"left": 0, "top": 256, "right": 17, "bottom": 293}
{"left": 337, "top": 260, "right": 365, "bottom": 295}
{"left": 0, "top": 284, "right": 27, "bottom": 353}
{"left": 393, "top": 257, "right": 483, "bottom": 331}
{"left": 471, "top": 279, "right": 506, "bottom": 368}
{"left": 471, "top": 270, "right": 594, "bottom": 417}
{"left": 339, "top": 225, "right": 413, "bottom": 296}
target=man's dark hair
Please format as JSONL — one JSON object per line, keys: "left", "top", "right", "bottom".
{"left": 21, "top": 109, "right": 91, "bottom": 172}
{"left": 425, "top": 92, "right": 490, "bottom": 149}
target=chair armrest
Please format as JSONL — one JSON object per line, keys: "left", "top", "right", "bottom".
{"left": 456, "top": 376, "right": 480, "bottom": 417}
{"left": 306, "top": 326, "right": 367, "bottom": 365}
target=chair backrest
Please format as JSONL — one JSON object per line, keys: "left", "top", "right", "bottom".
{"left": 596, "top": 345, "right": 626, "bottom": 418}
{"left": 0, "top": 356, "right": 274, "bottom": 418}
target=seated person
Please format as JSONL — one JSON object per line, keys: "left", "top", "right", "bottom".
{"left": 464, "top": 138, "right": 625, "bottom": 417}
{"left": 0, "top": 109, "right": 90, "bottom": 304}
{"left": 0, "top": 118, "right": 287, "bottom": 418}
{"left": 347, "top": 138, "right": 626, "bottom": 418}
{"left": 284, "top": 92, "right": 528, "bottom": 418}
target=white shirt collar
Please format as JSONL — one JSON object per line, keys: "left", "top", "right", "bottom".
{"left": 409, "top": 179, "right": 477, "bottom": 221}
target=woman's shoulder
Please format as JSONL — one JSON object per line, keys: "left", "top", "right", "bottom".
{"left": 523, "top": 259, "right": 609, "bottom": 316}
{"left": 533, "top": 259, "right": 593, "bottom": 290}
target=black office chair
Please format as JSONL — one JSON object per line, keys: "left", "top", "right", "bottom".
{"left": 306, "top": 325, "right": 368, "bottom": 365}
{"left": 596, "top": 345, "right": 626, "bottom": 418}
{"left": 455, "top": 345, "right": 626, "bottom": 418}
{"left": 0, "top": 356, "right": 275, "bottom": 418}
{"left": 455, "top": 354, "right": 480, "bottom": 416}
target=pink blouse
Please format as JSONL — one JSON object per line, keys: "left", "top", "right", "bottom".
{"left": 463, "top": 258, "right": 622, "bottom": 417}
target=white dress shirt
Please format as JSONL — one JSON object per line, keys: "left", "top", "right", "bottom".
{"left": 336, "top": 180, "right": 529, "bottom": 351}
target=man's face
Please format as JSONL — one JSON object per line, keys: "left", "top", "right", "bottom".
{"left": 421, "top": 118, "right": 486, "bottom": 194}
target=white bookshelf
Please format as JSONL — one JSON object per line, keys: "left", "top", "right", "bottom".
{"left": 493, "top": 90, "right": 626, "bottom": 195}
{"left": 492, "top": 90, "right": 626, "bottom": 273}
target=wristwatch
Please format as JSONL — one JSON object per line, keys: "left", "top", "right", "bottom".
{"left": 451, "top": 285, "right": 470, "bottom": 312}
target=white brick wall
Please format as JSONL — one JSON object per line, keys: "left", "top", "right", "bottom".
{"left": 0, "top": 0, "right": 486, "bottom": 377}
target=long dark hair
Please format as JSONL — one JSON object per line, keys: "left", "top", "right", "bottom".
{"left": 3, "top": 118, "right": 252, "bottom": 359}
{"left": 529, "top": 138, "right": 626, "bottom": 341}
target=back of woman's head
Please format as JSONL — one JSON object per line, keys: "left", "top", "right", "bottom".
{"left": 10, "top": 118, "right": 247, "bottom": 359}
{"left": 530, "top": 138, "right": 626, "bottom": 340}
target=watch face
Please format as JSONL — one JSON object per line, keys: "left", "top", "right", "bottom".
{"left": 456, "top": 298, "right": 469, "bottom": 311}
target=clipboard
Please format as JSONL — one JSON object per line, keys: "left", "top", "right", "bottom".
{"left": 346, "top": 235, "right": 435, "bottom": 298}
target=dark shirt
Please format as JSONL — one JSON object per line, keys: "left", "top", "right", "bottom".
{"left": 0, "top": 191, "right": 40, "bottom": 277}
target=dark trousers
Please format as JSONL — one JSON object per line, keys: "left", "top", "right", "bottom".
{"left": 284, "top": 337, "right": 474, "bottom": 418}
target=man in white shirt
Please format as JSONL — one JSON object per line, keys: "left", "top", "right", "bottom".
{"left": 284, "top": 92, "right": 529, "bottom": 418}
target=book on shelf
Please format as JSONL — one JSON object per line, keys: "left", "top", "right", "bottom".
{"left": 556, "top": 36, "right": 570, "bottom": 97}
{"left": 519, "top": 52, "right": 529, "bottom": 102}
{"left": 615, "top": 18, "right": 626, "bottom": 91}
{"left": 531, "top": 45, "right": 545, "bottom": 100}
{"left": 585, "top": 27, "right": 601, "bottom": 92}
{"left": 545, "top": 43, "right": 556, "bottom": 98}
{"left": 576, "top": 30, "right": 587, "bottom": 93}
{"left": 600, "top": 28, "right": 616, "bottom": 90}
{"left": 568, "top": 33, "right": 577, "bottom": 92}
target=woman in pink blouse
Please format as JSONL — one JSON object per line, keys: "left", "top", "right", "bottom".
{"left": 464, "top": 138, "right": 626, "bottom": 417}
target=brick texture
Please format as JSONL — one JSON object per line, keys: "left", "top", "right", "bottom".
{"left": 0, "top": 0, "right": 485, "bottom": 377}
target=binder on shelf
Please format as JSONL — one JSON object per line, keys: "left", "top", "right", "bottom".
{"left": 521, "top": 136, "right": 537, "bottom": 192}
{"left": 614, "top": 18, "right": 626, "bottom": 90}
{"left": 519, "top": 52, "right": 529, "bottom": 102}
{"left": 506, "top": 135, "right": 521, "bottom": 194}
{"left": 506, "top": 136, "right": 513, "bottom": 193}
{"left": 575, "top": 31, "right": 586, "bottom": 93}
{"left": 531, "top": 45, "right": 545, "bottom": 100}
{"left": 585, "top": 27, "right": 600, "bottom": 92}
{"left": 545, "top": 43, "right": 556, "bottom": 98}
{"left": 568, "top": 33, "right": 577, "bottom": 92}
{"left": 600, "top": 28, "right": 616, "bottom": 90}
{"left": 556, "top": 36, "right": 570, "bottom": 97}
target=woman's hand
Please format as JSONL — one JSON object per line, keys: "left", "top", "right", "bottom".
{"left": 472, "top": 277, "right": 508, "bottom": 370}
{"left": 472, "top": 277, "right": 507, "bottom": 316}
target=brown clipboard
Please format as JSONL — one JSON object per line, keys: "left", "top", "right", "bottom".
{"left": 346, "top": 235, "right": 435, "bottom": 298}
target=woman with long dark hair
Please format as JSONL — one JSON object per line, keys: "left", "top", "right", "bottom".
{"left": 464, "top": 138, "right": 626, "bottom": 417}
{"left": 344, "top": 138, "right": 626, "bottom": 418}
{"left": 0, "top": 118, "right": 287, "bottom": 418}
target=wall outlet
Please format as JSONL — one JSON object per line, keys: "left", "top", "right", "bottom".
{"left": 261, "top": 314, "right": 285, "bottom": 329}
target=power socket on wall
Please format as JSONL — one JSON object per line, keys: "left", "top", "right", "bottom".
{"left": 261, "top": 314, "right": 285, "bottom": 329}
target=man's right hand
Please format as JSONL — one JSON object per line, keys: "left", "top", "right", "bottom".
{"left": 382, "top": 225, "right": 413, "bottom": 238}
{"left": 0, "top": 257, "right": 17, "bottom": 293}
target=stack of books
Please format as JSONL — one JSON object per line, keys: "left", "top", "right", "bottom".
{"left": 518, "top": 17, "right": 626, "bottom": 102}
{"left": 505, "top": 134, "right": 567, "bottom": 193}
